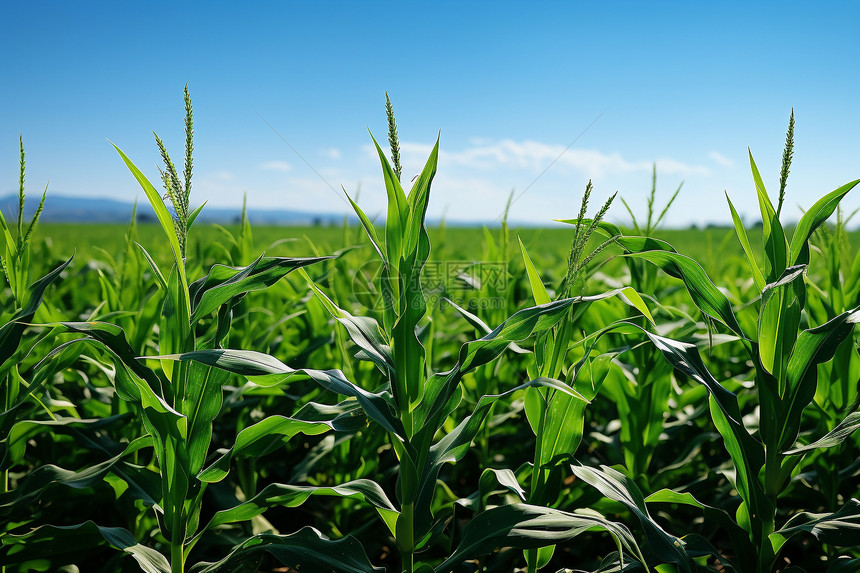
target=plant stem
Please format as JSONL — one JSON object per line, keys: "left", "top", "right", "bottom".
{"left": 171, "top": 538, "right": 185, "bottom": 573}
{"left": 400, "top": 501, "right": 414, "bottom": 573}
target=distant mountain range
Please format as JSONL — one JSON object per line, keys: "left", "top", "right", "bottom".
{"left": 0, "top": 193, "right": 357, "bottom": 226}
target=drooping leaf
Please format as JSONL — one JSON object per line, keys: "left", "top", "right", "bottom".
{"left": 194, "top": 479, "right": 398, "bottom": 541}
{"left": 770, "top": 498, "right": 860, "bottom": 550}
{"left": 435, "top": 503, "right": 643, "bottom": 572}
{"left": 784, "top": 411, "right": 860, "bottom": 455}
{"left": 189, "top": 527, "right": 384, "bottom": 573}
{"left": 0, "top": 520, "right": 169, "bottom": 572}
{"left": 570, "top": 463, "right": 690, "bottom": 571}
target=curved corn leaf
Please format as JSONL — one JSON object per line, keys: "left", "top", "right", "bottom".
{"left": 415, "top": 298, "right": 578, "bottom": 445}
{"left": 570, "top": 463, "right": 690, "bottom": 571}
{"left": 749, "top": 150, "right": 788, "bottom": 281}
{"left": 112, "top": 143, "right": 189, "bottom": 307}
{"left": 623, "top": 323, "right": 771, "bottom": 541}
{"left": 622, "top": 250, "right": 745, "bottom": 337}
{"left": 646, "top": 488, "right": 753, "bottom": 567}
{"left": 2, "top": 415, "right": 129, "bottom": 469}
{"left": 300, "top": 269, "right": 394, "bottom": 375}
{"left": 0, "top": 520, "right": 169, "bottom": 572}
{"left": 189, "top": 254, "right": 331, "bottom": 322}
{"left": 152, "top": 348, "right": 404, "bottom": 439}
{"left": 0, "top": 254, "right": 72, "bottom": 365}
{"left": 780, "top": 307, "right": 860, "bottom": 451}
{"left": 193, "top": 479, "right": 398, "bottom": 542}
{"left": 519, "top": 236, "right": 551, "bottom": 305}
{"left": 189, "top": 527, "right": 383, "bottom": 573}
{"left": 770, "top": 499, "right": 860, "bottom": 551}
{"left": 198, "top": 401, "right": 364, "bottom": 483}
{"left": 443, "top": 297, "right": 528, "bottom": 353}
{"left": 784, "top": 411, "right": 860, "bottom": 455}
{"left": 344, "top": 187, "right": 384, "bottom": 261}
{"left": 0, "top": 436, "right": 151, "bottom": 517}
{"left": 135, "top": 242, "right": 168, "bottom": 291}
{"left": 726, "top": 192, "right": 766, "bottom": 292}
{"left": 434, "top": 503, "right": 643, "bottom": 572}
{"left": 789, "top": 178, "right": 860, "bottom": 267}
{"left": 414, "top": 377, "right": 587, "bottom": 537}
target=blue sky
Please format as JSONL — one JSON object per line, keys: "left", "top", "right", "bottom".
{"left": 1, "top": 1, "right": 858, "bottom": 226}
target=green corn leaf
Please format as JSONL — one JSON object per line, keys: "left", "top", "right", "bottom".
{"left": 780, "top": 307, "right": 860, "bottom": 451}
{"left": 198, "top": 402, "right": 363, "bottom": 483}
{"left": 112, "top": 143, "right": 189, "bottom": 304}
{"left": 622, "top": 250, "right": 745, "bottom": 337}
{"left": 300, "top": 268, "right": 394, "bottom": 375}
{"left": 0, "top": 254, "right": 73, "bottom": 365}
{"left": 519, "top": 236, "right": 551, "bottom": 305}
{"left": 726, "top": 192, "right": 766, "bottom": 292}
{"left": 404, "top": 134, "right": 438, "bottom": 255}
{"left": 628, "top": 324, "right": 770, "bottom": 535}
{"left": 152, "top": 348, "right": 404, "bottom": 439}
{"left": 414, "top": 298, "right": 578, "bottom": 443}
{"left": 770, "top": 499, "right": 860, "bottom": 551}
{"left": 135, "top": 242, "right": 168, "bottom": 291}
{"left": 434, "top": 503, "right": 643, "bottom": 572}
{"left": 442, "top": 297, "right": 529, "bottom": 353}
{"left": 370, "top": 131, "right": 408, "bottom": 268}
{"left": 414, "top": 377, "right": 587, "bottom": 538}
{"left": 646, "top": 488, "right": 754, "bottom": 567}
{"left": 757, "top": 265, "right": 805, "bottom": 383}
{"left": 0, "top": 520, "right": 169, "bottom": 572}
{"left": 182, "top": 361, "right": 229, "bottom": 475}
{"left": 391, "top": 251, "right": 428, "bottom": 411}
{"left": 570, "top": 463, "right": 690, "bottom": 571}
{"left": 555, "top": 218, "right": 624, "bottom": 240}
{"left": 478, "top": 467, "right": 527, "bottom": 503}
{"left": 193, "top": 480, "right": 398, "bottom": 543}
{"left": 344, "top": 187, "right": 385, "bottom": 261}
{"left": 186, "top": 200, "right": 207, "bottom": 229}
{"left": 188, "top": 528, "right": 384, "bottom": 573}
{"left": 789, "top": 178, "right": 860, "bottom": 267}
{"left": 2, "top": 415, "right": 130, "bottom": 469}
{"left": 749, "top": 150, "right": 788, "bottom": 281}
{"left": 784, "top": 411, "right": 860, "bottom": 455}
{"left": 60, "top": 321, "right": 165, "bottom": 398}
{"left": 0, "top": 435, "right": 151, "bottom": 517}
{"left": 190, "top": 255, "right": 331, "bottom": 322}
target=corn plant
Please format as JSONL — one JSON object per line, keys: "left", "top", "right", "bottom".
{"left": 1, "top": 137, "right": 73, "bottom": 489}
{"left": 595, "top": 113, "right": 860, "bottom": 571}
{"left": 0, "top": 89, "right": 366, "bottom": 573}
{"left": 154, "top": 98, "right": 648, "bottom": 572}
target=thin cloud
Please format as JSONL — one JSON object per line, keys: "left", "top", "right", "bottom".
{"left": 383, "top": 139, "right": 710, "bottom": 178}
{"left": 709, "top": 151, "right": 734, "bottom": 167}
{"left": 260, "top": 160, "right": 293, "bottom": 172}
{"left": 323, "top": 148, "right": 342, "bottom": 160}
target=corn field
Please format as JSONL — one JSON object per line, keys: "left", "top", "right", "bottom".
{"left": 1, "top": 91, "right": 859, "bottom": 573}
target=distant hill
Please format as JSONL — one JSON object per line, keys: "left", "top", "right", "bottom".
{"left": 0, "top": 193, "right": 357, "bottom": 226}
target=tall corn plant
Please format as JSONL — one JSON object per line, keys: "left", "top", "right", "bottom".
{"left": 516, "top": 185, "right": 675, "bottom": 571}
{"left": 159, "top": 98, "right": 644, "bottom": 572}
{"left": 0, "top": 141, "right": 73, "bottom": 573}
{"left": 0, "top": 88, "right": 360, "bottom": 573}
{"left": 599, "top": 112, "right": 860, "bottom": 571}
{"left": 600, "top": 169, "right": 683, "bottom": 487}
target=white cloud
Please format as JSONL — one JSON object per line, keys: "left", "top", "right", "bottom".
{"left": 379, "top": 139, "right": 710, "bottom": 178}
{"left": 323, "top": 148, "right": 342, "bottom": 160}
{"left": 260, "top": 160, "right": 293, "bottom": 172}
{"left": 212, "top": 171, "right": 235, "bottom": 181}
{"left": 709, "top": 151, "right": 734, "bottom": 167}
